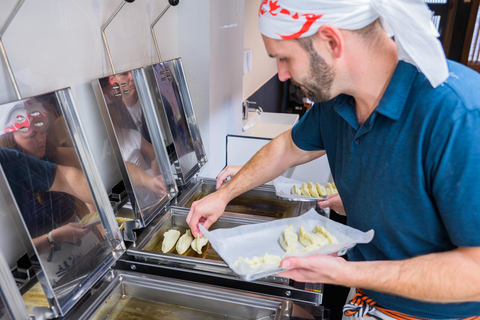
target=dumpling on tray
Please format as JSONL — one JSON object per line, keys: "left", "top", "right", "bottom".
{"left": 278, "top": 224, "right": 298, "bottom": 253}
{"left": 162, "top": 229, "right": 181, "bottom": 253}
{"left": 191, "top": 236, "right": 209, "bottom": 254}
{"left": 176, "top": 229, "right": 194, "bottom": 255}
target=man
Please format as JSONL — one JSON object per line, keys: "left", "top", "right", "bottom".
{"left": 109, "top": 71, "right": 151, "bottom": 143}
{"left": 187, "top": 0, "right": 480, "bottom": 319}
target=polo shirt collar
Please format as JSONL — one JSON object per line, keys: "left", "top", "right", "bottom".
{"left": 333, "top": 61, "right": 418, "bottom": 128}
{"left": 374, "top": 61, "right": 418, "bottom": 121}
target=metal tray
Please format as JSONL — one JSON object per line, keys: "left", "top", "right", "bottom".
{"left": 130, "top": 207, "right": 277, "bottom": 278}
{"left": 175, "top": 178, "right": 314, "bottom": 219}
{"left": 64, "top": 271, "right": 291, "bottom": 320}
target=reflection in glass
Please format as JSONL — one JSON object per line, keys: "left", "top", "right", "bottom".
{"left": 98, "top": 72, "right": 167, "bottom": 210}
{"left": 0, "top": 95, "right": 109, "bottom": 292}
{"left": 152, "top": 63, "right": 198, "bottom": 181}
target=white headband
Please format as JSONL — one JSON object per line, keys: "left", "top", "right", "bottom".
{"left": 258, "top": 0, "right": 449, "bottom": 88}
{"left": 0, "top": 99, "right": 48, "bottom": 135}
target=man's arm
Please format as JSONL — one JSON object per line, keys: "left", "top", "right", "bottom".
{"left": 186, "top": 129, "right": 324, "bottom": 237}
{"left": 125, "top": 161, "right": 166, "bottom": 195}
{"left": 49, "top": 165, "right": 94, "bottom": 205}
{"left": 216, "top": 149, "right": 326, "bottom": 189}
{"left": 279, "top": 246, "right": 480, "bottom": 303}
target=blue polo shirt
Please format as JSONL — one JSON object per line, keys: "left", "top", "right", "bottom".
{"left": 292, "top": 60, "right": 480, "bottom": 318}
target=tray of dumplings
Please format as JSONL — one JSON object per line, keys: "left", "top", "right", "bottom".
{"left": 129, "top": 207, "right": 275, "bottom": 277}
{"left": 273, "top": 176, "right": 338, "bottom": 202}
{"left": 200, "top": 208, "right": 374, "bottom": 281}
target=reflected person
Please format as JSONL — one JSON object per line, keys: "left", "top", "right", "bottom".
{"left": 0, "top": 99, "right": 97, "bottom": 274}
{"left": 100, "top": 74, "right": 167, "bottom": 202}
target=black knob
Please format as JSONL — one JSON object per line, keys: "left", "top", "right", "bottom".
{"left": 168, "top": 0, "right": 179, "bottom": 6}
{"left": 124, "top": 0, "right": 135, "bottom": 3}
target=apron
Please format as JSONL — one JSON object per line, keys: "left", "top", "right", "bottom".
{"left": 342, "top": 288, "right": 480, "bottom": 320}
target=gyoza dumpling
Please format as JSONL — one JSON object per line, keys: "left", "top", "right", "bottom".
{"left": 326, "top": 183, "right": 334, "bottom": 195}
{"left": 176, "top": 230, "right": 194, "bottom": 255}
{"left": 162, "top": 229, "right": 181, "bottom": 253}
{"left": 332, "top": 182, "right": 338, "bottom": 194}
{"left": 314, "top": 225, "right": 338, "bottom": 244}
{"left": 263, "top": 253, "right": 281, "bottom": 264}
{"left": 244, "top": 256, "right": 263, "bottom": 268}
{"left": 80, "top": 211, "right": 99, "bottom": 225}
{"left": 301, "top": 183, "right": 311, "bottom": 197}
{"left": 299, "top": 226, "right": 329, "bottom": 247}
{"left": 316, "top": 183, "right": 327, "bottom": 197}
{"left": 279, "top": 224, "right": 298, "bottom": 253}
{"left": 308, "top": 182, "right": 320, "bottom": 198}
{"left": 191, "top": 236, "right": 209, "bottom": 254}
{"left": 291, "top": 184, "right": 302, "bottom": 195}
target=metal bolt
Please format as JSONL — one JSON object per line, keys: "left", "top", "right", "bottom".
{"left": 130, "top": 264, "right": 136, "bottom": 270}
{"left": 285, "top": 290, "right": 291, "bottom": 297}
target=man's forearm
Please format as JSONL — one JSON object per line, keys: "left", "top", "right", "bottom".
{"left": 218, "top": 130, "right": 315, "bottom": 201}
{"left": 50, "top": 165, "right": 94, "bottom": 205}
{"left": 340, "top": 247, "right": 480, "bottom": 303}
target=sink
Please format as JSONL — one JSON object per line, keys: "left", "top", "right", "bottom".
{"left": 241, "top": 112, "right": 299, "bottom": 139}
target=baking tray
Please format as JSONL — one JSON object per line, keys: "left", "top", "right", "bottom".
{"left": 130, "top": 207, "right": 279, "bottom": 278}
{"left": 201, "top": 209, "right": 374, "bottom": 281}
{"left": 175, "top": 178, "right": 314, "bottom": 219}
{"left": 64, "top": 271, "right": 291, "bottom": 320}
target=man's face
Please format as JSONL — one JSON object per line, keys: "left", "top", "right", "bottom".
{"left": 263, "top": 35, "right": 335, "bottom": 103}
{"left": 110, "top": 71, "right": 138, "bottom": 107}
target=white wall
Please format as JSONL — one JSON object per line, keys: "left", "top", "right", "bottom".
{"left": 0, "top": 0, "right": 244, "bottom": 266}
{"left": 242, "top": 0, "right": 278, "bottom": 100}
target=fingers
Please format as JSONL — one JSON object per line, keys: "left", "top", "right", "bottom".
{"left": 216, "top": 168, "right": 230, "bottom": 189}
{"left": 186, "top": 202, "right": 201, "bottom": 238}
{"left": 216, "top": 166, "right": 241, "bottom": 189}
{"left": 317, "top": 193, "right": 340, "bottom": 209}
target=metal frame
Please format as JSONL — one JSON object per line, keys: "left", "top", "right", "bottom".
{"left": 91, "top": 69, "right": 178, "bottom": 236}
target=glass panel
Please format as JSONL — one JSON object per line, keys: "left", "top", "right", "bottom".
{"left": 168, "top": 59, "right": 207, "bottom": 167}
{"left": 95, "top": 69, "right": 177, "bottom": 226}
{"left": 145, "top": 59, "right": 207, "bottom": 186}
{"left": 0, "top": 90, "right": 121, "bottom": 316}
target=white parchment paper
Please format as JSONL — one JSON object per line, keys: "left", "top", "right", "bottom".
{"left": 273, "top": 176, "right": 328, "bottom": 202}
{"left": 200, "top": 209, "right": 374, "bottom": 281}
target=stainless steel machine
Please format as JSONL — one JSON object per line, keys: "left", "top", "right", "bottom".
{"left": 0, "top": 0, "right": 326, "bottom": 318}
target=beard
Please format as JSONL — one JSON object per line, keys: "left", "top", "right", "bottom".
{"left": 294, "top": 50, "right": 335, "bottom": 103}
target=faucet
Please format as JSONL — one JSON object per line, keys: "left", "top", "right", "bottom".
{"left": 242, "top": 100, "right": 263, "bottom": 120}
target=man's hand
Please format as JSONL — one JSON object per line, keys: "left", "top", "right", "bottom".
{"left": 145, "top": 174, "right": 167, "bottom": 195}
{"left": 186, "top": 191, "right": 230, "bottom": 238}
{"left": 277, "top": 254, "right": 346, "bottom": 283}
{"left": 51, "top": 223, "right": 92, "bottom": 243}
{"left": 216, "top": 166, "right": 242, "bottom": 189}
{"left": 318, "top": 193, "right": 345, "bottom": 215}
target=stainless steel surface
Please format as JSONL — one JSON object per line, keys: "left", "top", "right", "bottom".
{"left": 92, "top": 69, "right": 178, "bottom": 230}
{"left": 0, "top": 90, "right": 124, "bottom": 317}
{"left": 65, "top": 271, "right": 291, "bottom": 320}
{"left": 101, "top": 1, "right": 126, "bottom": 74}
{"left": 176, "top": 178, "right": 314, "bottom": 219}
{"left": 242, "top": 100, "right": 256, "bottom": 120}
{"left": 144, "top": 59, "right": 206, "bottom": 186}
{"left": 0, "top": 0, "right": 25, "bottom": 100}
{"left": 276, "top": 194, "right": 324, "bottom": 202}
{"left": 131, "top": 207, "right": 276, "bottom": 277}
{"left": 115, "top": 257, "right": 322, "bottom": 306}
